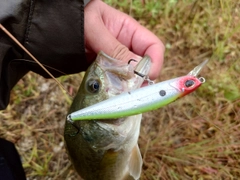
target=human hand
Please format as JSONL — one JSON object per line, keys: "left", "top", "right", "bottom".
{"left": 84, "top": 0, "right": 164, "bottom": 80}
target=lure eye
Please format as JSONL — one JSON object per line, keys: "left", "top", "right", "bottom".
{"left": 86, "top": 79, "right": 101, "bottom": 93}
{"left": 185, "top": 79, "right": 195, "bottom": 87}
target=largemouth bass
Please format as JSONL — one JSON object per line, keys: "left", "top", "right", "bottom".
{"left": 64, "top": 51, "right": 151, "bottom": 180}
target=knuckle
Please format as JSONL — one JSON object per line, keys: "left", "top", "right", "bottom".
{"left": 112, "top": 44, "right": 131, "bottom": 62}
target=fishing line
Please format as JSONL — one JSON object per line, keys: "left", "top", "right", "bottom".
{"left": 0, "top": 23, "right": 69, "bottom": 95}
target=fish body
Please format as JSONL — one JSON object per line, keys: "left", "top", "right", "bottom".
{"left": 64, "top": 51, "right": 151, "bottom": 180}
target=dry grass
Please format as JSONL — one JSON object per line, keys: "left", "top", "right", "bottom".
{"left": 1, "top": 0, "right": 240, "bottom": 179}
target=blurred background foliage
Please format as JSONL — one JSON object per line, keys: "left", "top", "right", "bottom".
{"left": 0, "top": 0, "right": 240, "bottom": 179}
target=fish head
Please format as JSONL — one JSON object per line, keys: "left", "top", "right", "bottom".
{"left": 66, "top": 51, "right": 151, "bottom": 141}
{"left": 70, "top": 51, "right": 147, "bottom": 111}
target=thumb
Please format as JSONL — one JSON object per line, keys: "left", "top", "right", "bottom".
{"left": 84, "top": 1, "right": 141, "bottom": 64}
{"left": 84, "top": 22, "right": 141, "bottom": 63}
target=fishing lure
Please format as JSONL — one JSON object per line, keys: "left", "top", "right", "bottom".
{"left": 67, "top": 60, "right": 208, "bottom": 122}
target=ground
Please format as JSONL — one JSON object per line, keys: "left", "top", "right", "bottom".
{"left": 0, "top": 0, "right": 240, "bottom": 179}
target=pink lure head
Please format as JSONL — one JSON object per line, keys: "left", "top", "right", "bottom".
{"left": 175, "top": 75, "right": 204, "bottom": 97}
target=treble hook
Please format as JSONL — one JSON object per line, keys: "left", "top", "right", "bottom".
{"left": 128, "top": 57, "right": 154, "bottom": 85}
{"left": 67, "top": 121, "right": 80, "bottom": 137}
{"left": 128, "top": 59, "right": 138, "bottom": 64}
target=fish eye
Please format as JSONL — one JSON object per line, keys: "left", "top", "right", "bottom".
{"left": 86, "top": 79, "right": 101, "bottom": 93}
{"left": 185, "top": 79, "right": 195, "bottom": 87}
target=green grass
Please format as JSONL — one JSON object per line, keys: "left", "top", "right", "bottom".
{"left": 0, "top": 0, "right": 240, "bottom": 179}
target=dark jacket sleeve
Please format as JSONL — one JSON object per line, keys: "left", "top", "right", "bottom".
{"left": 0, "top": 0, "right": 87, "bottom": 110}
